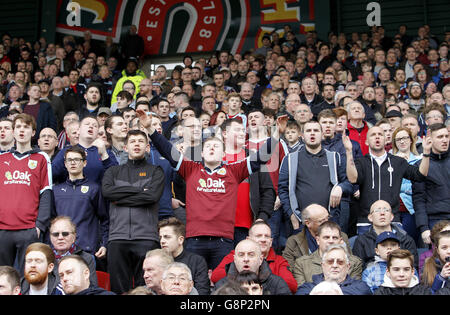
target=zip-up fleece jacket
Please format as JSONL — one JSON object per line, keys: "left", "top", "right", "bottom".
{"left": 102, "top": 158, "right": 165, "bottom": 242}
{"left": 412, "top": 149, "right": 450, "bottom": 233}
{"left": 53, "top": 177, "right": 109, "bottom": 254}
{"left": 354, "top": 153, "right": 426, "bottom": 224}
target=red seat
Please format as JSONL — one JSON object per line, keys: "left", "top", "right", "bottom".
{"left": 96, "top": 271, "right": 111, "bottom": 291}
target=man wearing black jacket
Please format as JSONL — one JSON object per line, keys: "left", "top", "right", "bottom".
{"left": 412, "top": 123, "right": 450, "bottom": 245}
{"left": 78, "top": 83, "right": 102, "bottom": 120}
{"left": 158, "top": 217, "right": 210, "bottom": 295}
{"left": 374, "top": 249, "right": 431, "bottom": 295}
{"left": 343, "top": 126, "right": 432, "bottom": 235}
{"left": 300, "top": 77, "right": 323, "bottom": 107}
{"left": 352, "top": 200, "right": 418, "bottom": 269}
{"left": 58, "top": 255, "right": 115, "bottom": 295}
{"left": 102, "top": 129, "right": 165, "bottom": 294}
{"left": 214, "top": 239, "right": 291, "bottom": 295}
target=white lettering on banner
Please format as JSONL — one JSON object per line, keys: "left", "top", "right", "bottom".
{"left": 366, "top": 2, "right": 381, "bottom": 26}
{"left": 66, "top": 2, "right": 81, "bottom": 27}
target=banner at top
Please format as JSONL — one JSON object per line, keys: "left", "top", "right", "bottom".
{"left": 56, "top": 0, "right": 316, "bottom": 56}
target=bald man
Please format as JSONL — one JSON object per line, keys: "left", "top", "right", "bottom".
{"left": 211, "top": 221, "right": 298, "bottom": 293}
{"left": 38, "top": 127, "right": 59, "bottom": 161}
{"left": 214, "top": 239, "right": 292, "bottom": 295}
{"left": 282, "top": 204, "right": 352, "bottom": 269}
{"left": 342, "top": 127, "right": 431, "bottom": 234}
{"left": 352, "top": 200, "right": 418, "bottom": 269}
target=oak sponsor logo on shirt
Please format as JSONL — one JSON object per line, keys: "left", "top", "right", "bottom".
{"left": 4, "top": 170, "right": 32, "bottom": 186}
{"left": 197, "top": 178, "right": 226, "bottom": 193}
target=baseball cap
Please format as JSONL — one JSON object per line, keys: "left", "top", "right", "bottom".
{"left": 376, "top": 231, "right": 400, "bottom": 246}
{"left": 97, "top": 107, "right": 112, "bottom": 116}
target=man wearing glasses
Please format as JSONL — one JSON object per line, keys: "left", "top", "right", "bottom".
{"left": 48, "top": 216, "right": 98, "bottom": 286}
{"left": 292, "top": 221, "right": 362, "bottom": 287}
{"left": 352, "top": 200, "right": 418, "bottom": 270}
{"left": 160, "top": 262, "right": 194, "bottom": 295}
{"left": 53, "top": 145, "right": 109, "bottom": 260}
{"left": 296, "top": 243, "right": 371, "bottom": 295}
{"left": 52, "top": 115, "right": 118, "bottom": 185}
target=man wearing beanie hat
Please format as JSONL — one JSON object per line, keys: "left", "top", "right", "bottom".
{"left": 385, "top": 109, "right": 403, "bottom": 130}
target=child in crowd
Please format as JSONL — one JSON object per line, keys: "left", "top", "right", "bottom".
{"left": 283, "top": 120, "right": 302, "bottom": 152}
{"left": 362, "top": 231, "right": 400, "bottom": 293}
{"left": 362, "top": 232, "right": 419, "bottom": 293}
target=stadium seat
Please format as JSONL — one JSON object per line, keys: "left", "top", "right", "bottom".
{"left": 96, "top": 271, "right": 111, "bottom": 291}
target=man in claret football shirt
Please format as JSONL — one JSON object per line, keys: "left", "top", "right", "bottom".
{"left": 0, "top": 113, "right": 52, "bottom": 276}
{"left": 136, "top": 109, "right": 287, "bottom": 270}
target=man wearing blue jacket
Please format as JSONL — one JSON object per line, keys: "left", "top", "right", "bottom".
{"left": 319, "top": 109, "right": 363, "bottom": 234}
{"left": 53, "top": 146, "right": 109, "bottom": 257}
{"left": 279, "top": 120, "right": 353, "bottom": 233}
{"left": 296, "top": 244, "right": 371, "bottom": 295}
{"left": 52, "top": 115, "right": 118, "bottom": 185}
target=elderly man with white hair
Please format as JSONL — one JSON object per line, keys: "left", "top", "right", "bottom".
{"left": 296, "top": 244, "right": 371, "bottom": 295}
{"left": 160, "top": 262, "right": 195, "bottom": 295}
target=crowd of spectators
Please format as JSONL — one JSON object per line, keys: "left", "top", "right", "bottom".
{"left": 0, "top": 23, "right": 449, "bottom": 296}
